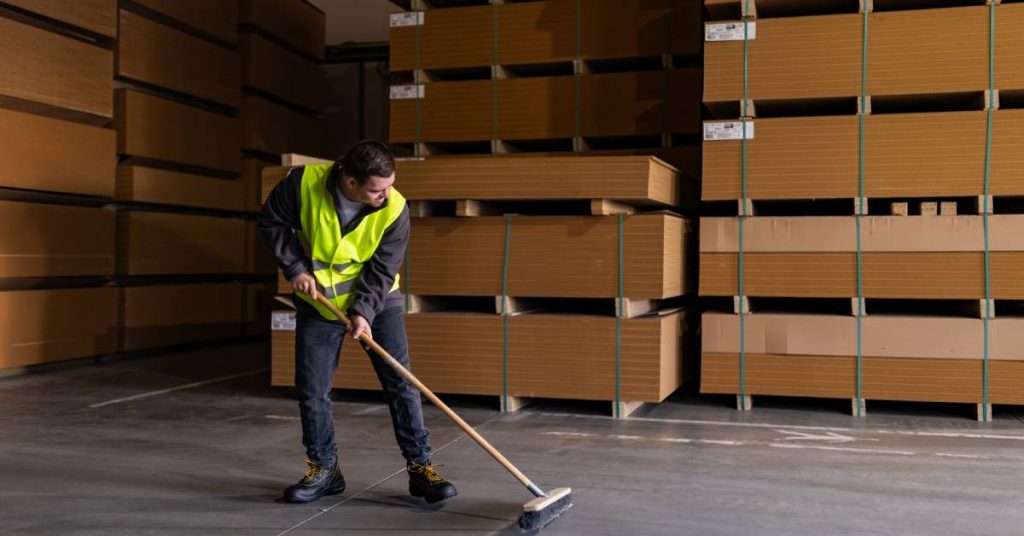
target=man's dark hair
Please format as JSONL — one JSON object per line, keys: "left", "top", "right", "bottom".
{"left": 339, "top": 140, "right": 395, "bottom": 184}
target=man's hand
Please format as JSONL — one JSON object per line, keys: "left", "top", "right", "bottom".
{"left": 291, "top": 273, "right": 320, "bottom": 301}
{"left": 349, "top": 314, "right": 371, "bottom": 341}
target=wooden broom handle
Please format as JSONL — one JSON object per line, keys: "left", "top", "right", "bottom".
{"left": 312, "top": 294, "right": 536, "bottom": 489}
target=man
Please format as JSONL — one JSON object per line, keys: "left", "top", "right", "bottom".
{"left": 257, "top": 140, "right": 457, "bottom": 504}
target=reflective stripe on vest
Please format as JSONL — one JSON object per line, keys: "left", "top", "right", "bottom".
{"left": 294, "top": 163, "right": 405, "bottom": 320}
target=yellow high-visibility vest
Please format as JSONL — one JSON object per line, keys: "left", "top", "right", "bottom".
{"left": 295, "top": 163, "right": 404, "bottom": 320}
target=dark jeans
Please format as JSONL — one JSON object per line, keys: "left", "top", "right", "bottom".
{"left": 294, "top": 305, "right": 431, "bottom": 468}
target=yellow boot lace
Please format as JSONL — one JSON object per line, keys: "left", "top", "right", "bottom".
{"left": 302, "top": 458, "right": 328, "bottom": 483}
{"left": 410, "top": 463, "right": 446, "bottom": 484}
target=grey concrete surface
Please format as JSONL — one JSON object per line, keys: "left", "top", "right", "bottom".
{"left": 2, "top": 341, "right": 1023, "bottom": 535}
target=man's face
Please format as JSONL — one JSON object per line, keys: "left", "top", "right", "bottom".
{"left": 344, "top": 173, "right": 395, "bottom": 207}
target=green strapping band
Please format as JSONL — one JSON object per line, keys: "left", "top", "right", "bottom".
{"left": 982, "top": 1, "right": 995, "bottom": 421}
{"left": 414, "top": 11, "right": 422, "bottom": 155}
{"left": 574, "top": 0, "right": 582, "bottom": 150}
{"left": 738, "top": 1, "right": 751, "bottom": 408}
{"left": 492, "top": 1, "right": 500, "bottom": 152}
{"left": 615, "top": 213, "right": 624, "bottom": 417}
{"left": 854, "top": 6, "right": 869, "bottom": 417}
{"left": 500, "top": 214, "right": 513, "bottom": 405}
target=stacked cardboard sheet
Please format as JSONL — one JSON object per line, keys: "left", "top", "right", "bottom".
{"left": 700, "top": 216, "right": 1024, "bottom": 299}
{"left": 266, "top": 155, "right": 693, "bottom": 410}
{"left": 272, "top": 310, "right": 689, "bottom": 403}
{"left": 700, "top": 1, "right": 1024, "bottom": 412}
{"left": 0, "top": 6, "right": 118, "bottom": 373}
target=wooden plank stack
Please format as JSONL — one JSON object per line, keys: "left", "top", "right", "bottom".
{"left": 264, "top": 156, "right": 696, "bottom": 417}
{"left": 700, "top": 0, "right": 1024, "bottom": 419}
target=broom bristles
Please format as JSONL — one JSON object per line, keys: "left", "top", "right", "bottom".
{"left": 518, "top": 488, "right": 573, "bottom": 531}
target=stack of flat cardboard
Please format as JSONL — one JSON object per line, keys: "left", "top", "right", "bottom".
{"left": 239, "top": 0, "right": 329, "bottom": 162}
{"left": 265, "top": 156, "right": 694, "bottom": 411}
{"left": 0, "top": 6, "right": 118, "bottom": 372}
{"left": 387, "top": 0, "right": 703, "bottom": 176}
{"left": 700, "top": 1, "right": 1024, "bottom": 412}
{"left": 238, "top": 1, "right": 329, "bottom": 335}
{"left": 110, "top": 3, "right": 250, "bottom": 353}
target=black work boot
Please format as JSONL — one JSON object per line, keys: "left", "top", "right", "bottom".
{"left": 283, "top": 458, "right": 346, "bottom": 503}
{"left": 407, "top": 462, "right": 458, "bottom": 504}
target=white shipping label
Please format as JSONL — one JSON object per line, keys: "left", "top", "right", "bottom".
{"left": 390, "top": 12, "right": 424, "bottom": 27}
{"left": 705, "top": 22, "right": 756, "bottom": 41}
{"left": 703, "top": 121, "right": 755, "bottom": 141}
{"left": 271, "top": 311, "right": 296, "bottom": 331}
{"left": 390, "top": 84, "right": 425, "bottom": 99}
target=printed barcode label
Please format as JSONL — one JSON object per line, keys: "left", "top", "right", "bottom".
{"left": 271, "top": 312, "right": 296, "bottom": 331}
{"left": 390, "top": 12, "right": 424, "bottom": 27}
{"left": 390, "top": 85, "right": 425, "bottom": 100}
{"left": 705, "top": 22, "right": 756, "bottom": 41}
{"left": 703, "top": 121, "right": 755, "bottom": 141}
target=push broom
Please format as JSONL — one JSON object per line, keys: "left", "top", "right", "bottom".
{"left": 312, "top": 294, "right": 573, "bottom": 531}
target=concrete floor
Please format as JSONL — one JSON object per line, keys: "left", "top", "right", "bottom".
{"left": 2, "top": 341, "right": 1024, "bottom": 535}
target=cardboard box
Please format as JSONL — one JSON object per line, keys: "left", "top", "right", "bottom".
{"left": 0, "top": 15, "right": 112, "bottom": 119}
{"left": 0, "top": 287, "right": 118, "bottom": 370}
{"left": 116, "top": 212, "right": 247, "bottom": 275}
{"left": 120, "top": 282, "right": 244, "bottom": 351}
{"left": 116, "top": 165, "right": 245, "bottom": 211}
{"left": 240, "top": 32, "right": 327, "bottom": 113}
{"left": 393, "top": 156, "right": 680, "bottom": 206}
{"left": 131, "top": 0, "right": 239, "bottom": 44}
{"left": 2, "top": 0, "right": 116, "bottom": 37}
{"left": 408, "top": 214, "right": 691, "bottom": 299}
{"left": 241, "top": 95, "right": 329, "bottom": 158}
{"left": 117, "top": 10, "right": 240, "bottom": 107}
{"left": 238, "top": 0, "right": 325, "bottom": 60}
{"left": 272, "top": 310, "right": 689, "bottom": 402}
{"left": 702, "top": 110, "right": 1024, "bottom": 201}
{"left": 0, "top": 107, "right": 115, "bottom": 196}
{"left": 0, "top": 201, "right": 114, "bottom": 278}
{"left": 115, "top": 88, "right": 240, "bottom": 173}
